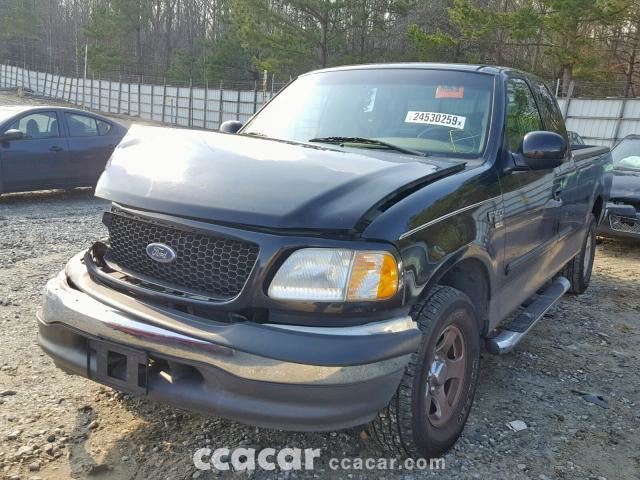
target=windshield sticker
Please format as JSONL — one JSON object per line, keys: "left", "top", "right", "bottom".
{"left": 436, "top": 86, "right": 465, "bottom": 99}
{"left": 363, "top": 88, "right": 377, "bottom": 113}
{"left": 405, "top": 111, "right": 466, "bottom": 130}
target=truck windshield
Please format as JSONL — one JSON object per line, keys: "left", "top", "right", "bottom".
{"left": 242, "top": 68, "right": 494, "bottom": 157}
{"left": 612, "top": 138, "right": 640, "bottom": 171}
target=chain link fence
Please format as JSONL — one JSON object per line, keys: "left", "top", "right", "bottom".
{"left": 0, "top": 63, "right": 287, "bottom": 130}
{"left": 552, "top": 79, "right": 638, "bottom": 99}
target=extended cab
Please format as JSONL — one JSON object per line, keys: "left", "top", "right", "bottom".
{"left": 38, "top": 64, "right": 612, "bottom": 459}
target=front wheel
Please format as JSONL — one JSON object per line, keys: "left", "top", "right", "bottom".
{"left": 561, "top": 214, "right": 596, "bottom": 294}
{"left": 369, "top": 286, "right": 481, "bottom": 459}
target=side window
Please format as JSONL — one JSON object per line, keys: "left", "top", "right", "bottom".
{"left": 66, "top": 113, "right": 99, "bottom": 137}
{"left": 9, "top": 112, "right": 60, "bottom": 139}
{"left": 97, "top": 119, "right": 112, "bottom": 136}
{"left": 505, "top": 78, "right": 543, "bottom": 152}
{"left": 534, "top": 80, "right": 567, "bottom": 138}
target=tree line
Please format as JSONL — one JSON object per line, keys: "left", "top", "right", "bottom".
{"left": 1, "top": 0, "right": 638, "bottom": 95}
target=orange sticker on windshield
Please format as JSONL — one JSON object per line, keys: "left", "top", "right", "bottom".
{"left": 436, "top": 86, "right": 464, "bottom": 99}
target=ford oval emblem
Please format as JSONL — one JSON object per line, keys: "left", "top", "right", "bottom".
{"left": 146, "top": 243, "right": 177, "bottom": 263}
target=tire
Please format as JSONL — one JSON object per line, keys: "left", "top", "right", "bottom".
{"left": 561, "top": 214, "right": 596, "bottom": 294}
{"left": 369, "top": 286, "right": 481, "bottom": 459}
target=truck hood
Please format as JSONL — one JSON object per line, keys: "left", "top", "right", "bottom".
{"left": 96, "top": 125, "right": 465, "bottom": 232}
{"left": 611, "top": 168, "right": 640, "bottom": 202}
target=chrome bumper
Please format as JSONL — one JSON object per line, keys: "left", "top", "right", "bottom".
{"left": 39, "top": 253, "right": 419, "bottom": 386}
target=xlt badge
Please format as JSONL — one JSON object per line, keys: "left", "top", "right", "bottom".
{"left": 488, "top": 209, "right": 505, "bottom": 229}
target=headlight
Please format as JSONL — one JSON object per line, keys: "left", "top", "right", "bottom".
{"left": 268, "top": 248, "right": 399, "bottom": 302}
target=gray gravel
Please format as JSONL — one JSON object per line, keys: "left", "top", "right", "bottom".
{"left": 1, "top": 91, "right": 639, "bottom": 480}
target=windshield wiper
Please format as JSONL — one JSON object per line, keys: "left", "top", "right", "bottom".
{"left": 240, "top": 131, "right": 268, "bottom": 137}
{"left": 308, "top": 136, "right": 429, "bottom": 157}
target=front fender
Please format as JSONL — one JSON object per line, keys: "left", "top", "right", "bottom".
{"left": 395, "top": 192, "right": 502, "bottom": 310}
{"left": 401, "top": 242, "right": 496, "bottom": 303}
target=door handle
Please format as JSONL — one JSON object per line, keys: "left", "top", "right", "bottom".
{"left": 50, "top": 146, "right": 63, "bottom": 152}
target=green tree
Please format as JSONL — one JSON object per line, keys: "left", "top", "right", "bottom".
{"left": 83, "top": 0, "right": 152, "bottom": 75}
{"left": 613, "top": 2, "right": 640, "bottom": 96}
{"left": 232, "top": 0, "right": 351, "bottom": 76}
{"left": 407, "top": 0, "right": 521, "bottom": 64}
{"left": 0, "top": 0, "right": 38, "bottom": 67}
{"left": 408, "top": 0, "right": 628, "bottom": 92}
{"left": 541, "top": 0, "right": 626, "bottom": 94}
{"left": 166, "top": 32, "right": 255, "bottom": 83}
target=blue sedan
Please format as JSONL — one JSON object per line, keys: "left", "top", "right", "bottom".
{"left": 0, "top": 106, "right": 127, "bottom": 194}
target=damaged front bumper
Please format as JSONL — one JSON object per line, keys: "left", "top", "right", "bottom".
{"left": 37, "top": 253, "right": 421, "bottom": 431}
{"left": 597, "top": 202, "right": 640, "bottom": 239}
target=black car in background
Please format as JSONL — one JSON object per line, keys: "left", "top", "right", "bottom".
{"left": 598, "top": 135, "right": 640, "bottom": 239}
{"left": 0, "top": 106, "right": 127, "bottom": 194}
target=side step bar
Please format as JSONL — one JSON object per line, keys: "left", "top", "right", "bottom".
{"left": 487, "top": 277, "right": 570, "bottom": 354}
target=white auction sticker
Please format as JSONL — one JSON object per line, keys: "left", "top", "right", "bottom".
{"left": 404, "top": 111, "right": 466, "bottom": 130}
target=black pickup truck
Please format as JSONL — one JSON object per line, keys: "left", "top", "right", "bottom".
{"left": 38, "top": 64, "right": 612, "bottom": 459}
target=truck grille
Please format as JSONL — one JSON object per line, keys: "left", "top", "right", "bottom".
{"left": 105, "top": 213, "right": 259, "bottom": 299}
{"left": 610, "top": 214, "right": 640, "bottom": 235}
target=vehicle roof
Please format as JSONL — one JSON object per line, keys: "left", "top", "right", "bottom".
{"left": 613, "top": 134, "right": 640, "bottom": 149}
{"left": 302, "top": 62, "right": 515, "bottom": 77}
{"left": 0, "top": 105, "right": 113, "bottom": 125}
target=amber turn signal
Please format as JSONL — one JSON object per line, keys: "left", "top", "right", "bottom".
{"left": 347, "top": 252, "right": 398, "bottom": 301}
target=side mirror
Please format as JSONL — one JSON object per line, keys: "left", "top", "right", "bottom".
{"left": 219, "top": 120, "right": 243, "bottom": 134}
{"left": 0, "top": 129, "right": 24, "bottom": 142}
{"left": 514, "top": 131, "right": 567, "bottom": 170}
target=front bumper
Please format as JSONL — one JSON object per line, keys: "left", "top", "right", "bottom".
{"left": 38, "top": 253, "right": 421, "bottom": 431}
{"left": 597, "top": 203, "right": 640, "bottom": 239}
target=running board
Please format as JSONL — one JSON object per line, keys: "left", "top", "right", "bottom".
{"left": 487, "top": 277, "right": 570, "bottom": 354}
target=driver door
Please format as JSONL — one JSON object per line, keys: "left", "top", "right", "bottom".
{"left": 497, "top": 77, "right": 563, "bottom": 317}
{"left": 0, "top": 111, "right": 70, "bottom": 192}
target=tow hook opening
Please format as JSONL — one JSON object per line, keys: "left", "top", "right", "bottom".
{"left": 106, "top": 350, "right": 128, "bottom": 381}
{"left": 89, "top": 340, "right": 149, "bottom": 395}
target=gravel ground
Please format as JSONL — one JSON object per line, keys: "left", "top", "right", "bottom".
{"left": 1, "top": 91, "right": 639, "bottom": 480}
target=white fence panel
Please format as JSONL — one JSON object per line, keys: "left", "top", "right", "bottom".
{"left": 558, "top": 97, "right": 640, "bottom": 146}
{"left": 6, "top": 63, "right": 633, "bottom": 143}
